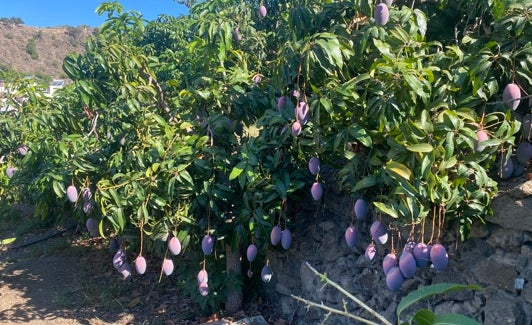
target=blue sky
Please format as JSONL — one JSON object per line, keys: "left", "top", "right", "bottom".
{"left": 1, "top": 0, "right": 189, "bottom": 27}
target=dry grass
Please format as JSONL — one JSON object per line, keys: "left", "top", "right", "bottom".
{"left": 0, "top": 23, "right": 95, "bottom": 79}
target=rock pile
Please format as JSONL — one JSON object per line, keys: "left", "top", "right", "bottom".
{"left": 261, "top": 179, "right": 532, "bottom": 324}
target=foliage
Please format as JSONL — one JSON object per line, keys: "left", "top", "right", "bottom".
{"left": 25, "top": 38, "right": 38, "bottom": 60}
{"left": 0, "top": 65, "right": 51, "bottom": 85}
{"left": 0, "top": 17, "right": 24, "bottom": 25}
{"left": 0, "top": 0, "right": 531, "bottom": 314}
{"left": 64, "top": 26, "right": 94, "bottom": 46}
{"left": 397, "top": 282, "right": 483, "bottom": 325}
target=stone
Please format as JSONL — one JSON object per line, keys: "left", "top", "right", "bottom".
{"left": 433, "top": 300, "right": 454, "bottom": 317}
{"left": 469, "top": 221, "right": 490, "bottom": 238}
{"left": 432, "top": 265, "right": 468, "bottom": 285}
{"left": 300, "top": 261, "right": 318, "bottom": 295}
{"left": 484, "top": 291, "right": 525, "bottom": 325}
{"left": 509, "top": 180, "right": 532, "bottom": 199}
{"left": 487, "top": 193, "right": 532, "bottom": 232}
{"left": 516, "top": 254, "right": 529, "bottom": 276}
{"left": 199, "top": 320, "right": 231, "bottom": 325}
{"left": 318, "top": 221, "right": 336, "bottom": 232}
{"left": 279, "top": 296, "right": 298, "bottom": 319}
{"left": 473, "top": 251, "right": 518, "bottom": 293}
{"left": 486, "top": 227, "right": 527, "bottom": 250}
{"left": 275, "top": 281, "right": 293, "bottom": 296}
{"left": 262, "top": 180, "right": 532, "bottom": 325}
{"left": 520, "top": 256, "right": 532, "bottom": 281}
{"left": 320, "top": 234, "right": 345, "bottom": 262}
{"left": 431, "top": 268, "right": 475, "bottom": 301}
{"left": 524, "top": 302, "right": 532, "bottom": 325}
{"left": 456, "top": 237, "right": 495, "bottom": 260}
{"left": 471, "top": 292, "right": 485, "bottom": 310}
{"left": 523, "top": 243, "right": 532, "bottom": 257}
{"left": 454, "top": 301, "right": 481, "bottom": 320}
{"left": 358, "top": 267, "right": 382, "bottom": 293}
{"left": 325, "top": 195, "right": 352, "bottom": 216}
{"left": 523, "top": 283, "right": 532, "bottom": 305}
{"left": 232, "top": 316, "right": 269, "bottom": 325}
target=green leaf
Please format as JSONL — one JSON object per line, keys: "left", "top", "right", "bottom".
{"left": 374, "top": 201, "right": 398, "bottom": 219}
{"left": 406, "top": 143, "right": 434, "bottom": 153}
{"left": 77, "top": 80, "right": 93, "bottom": 96}
{"left": 349, "top": 124, "right": 372, "bottom": 147}
{"left": 229, "top": 161, "right": 246, "bottom": 180}
{"left": 414, "top": 9, "right": 427, "bottom": 37}
{"left": 98, "top": 219, "right": 106, "bottom": 239}
{"left": 52, "top": 180, "right": 65, "bottom": 198}
{"left": 319, "top": 97, "right": 333, "bottom": 115}
{"left": 404, "top": 73, "right": 429, "bottom": 99}
{"left": 152, "top": 195, "right": 167, "bottom": 208}
{"left": 397, "top": 283, "right": 484, "bottom": 320}
{"left": 432, "top": 314, "right": 482, "bottom": 325}
{"left": 314, "top": 33, "right": 343, "bottom": 70}
{"left": 274, "top": 176, "right": 287, "bottom": 199}
{"left": 115, "top": 207, "right": 125, "bottom": 231}
{"left": 385, "top": 161, "right": 412, "bottom": 180}
{"left": 441, "top": 110, "right": 462, "bottom": 130}
{"left": 0, "top": 237, "right": 16, "bottom": 245}
{"left": 412, "top": 309, "right": 436, "bottom": 325}
{"left": 373, "top": 39, "right": 395, "bottom": 60}
{"left": 390, "top": 27, "right": 411, "bottom": 45}
{"left": 421, "top": 154, "right": 433, "bottom": 179}
{"left": 439, "top": 156, "right": 458, "bottom": 170}
{"left": 444, "top": 132, "right": 454, "bottom": 159}
{"left": 353, "top": 175, "right": 377, "bottom": 192}
{"left": 178, "top": 170, "right": 194, "bottom": 186}
{"left": 109, "top": 188, "right": 122, "bottom": 207}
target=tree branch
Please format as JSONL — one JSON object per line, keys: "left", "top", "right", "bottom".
{"left": 301, "top": 261, "right": 393, "bottom": 325}
{"left": 291, "top": 294, "right": 381, "bottom": 325}
{"left": 486, "top": 94, "right": 532, "bottom": 106}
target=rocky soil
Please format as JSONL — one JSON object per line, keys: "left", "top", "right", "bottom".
{"left": 262, "top": 175, "right": 532, "bottom": 324}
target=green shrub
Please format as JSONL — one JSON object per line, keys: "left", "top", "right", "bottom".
{"left": 25, "top": 38, "right": 38, "bottom": 60}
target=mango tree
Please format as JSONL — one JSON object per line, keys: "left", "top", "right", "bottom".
{"left": 1, "top": 0, "right": 530, "bottom": 315}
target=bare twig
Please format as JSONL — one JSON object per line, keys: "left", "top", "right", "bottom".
{"left": 143, "top": 70, "right": 170, "bottom": 113}
{"left": 291, "top": 294, "right": 381, "bottom": 325}
{"left": 298, "top": 262, "right": 393, "bottom": 325}
{"left": 486, "top": 94, "right": 532, "bottom": 106}
{"left": 86, "top": 112, "right": 99, "bottom": 139}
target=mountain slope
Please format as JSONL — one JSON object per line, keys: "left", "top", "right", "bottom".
{"left": 0, "top": 23, "right": 96, "bottom": 79}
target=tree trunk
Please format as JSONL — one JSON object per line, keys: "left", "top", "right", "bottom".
{"left": 225, "top": 244, "right": 243, "bottom": 315}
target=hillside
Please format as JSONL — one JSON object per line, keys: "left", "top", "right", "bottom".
{"left": 0, "top": 23, "right": 96, "bottom": 79}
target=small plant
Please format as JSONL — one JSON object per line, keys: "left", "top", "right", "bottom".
{"left": 25, "top": 38, "right": 38, "bottom": 59}
{"left": 0, "top": 17, "right": 24, "bottom": 25}
{"left": 292, "top": 262, "right": 483, "bottom": 325}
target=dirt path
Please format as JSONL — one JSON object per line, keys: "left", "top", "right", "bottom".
{"left": 0, "top": 219, "right": 279, "bottom": 325}
{"left": 0, "top": 224, "right": 210, "bottom": 325}
{"left": 0, "top": 230, "right": 137, "bottom": 325}
{"left": 1, "top": 254, "right": 106, "bottom": 324}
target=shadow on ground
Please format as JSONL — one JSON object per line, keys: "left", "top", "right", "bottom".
{"left": 0, "top": 231, "right": 201, "bottom": 325}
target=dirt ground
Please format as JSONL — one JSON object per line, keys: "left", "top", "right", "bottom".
{"left": 0, "top": 217, "right": 281, "bottom": 325}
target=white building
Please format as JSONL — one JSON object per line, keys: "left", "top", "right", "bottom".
{"left": 46, "top": 79, "right": 65, "bottom": 96}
